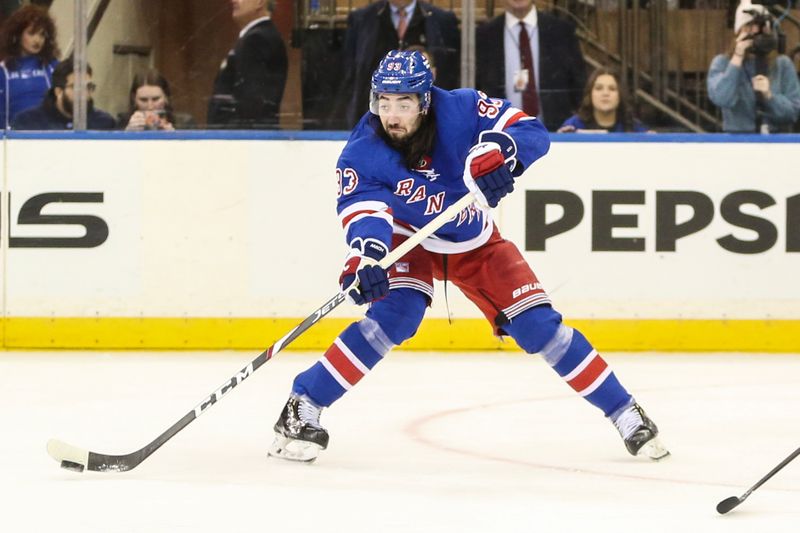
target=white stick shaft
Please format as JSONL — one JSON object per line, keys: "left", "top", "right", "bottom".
{"left": 377, "top": 193, "right": 476, "bottom": 269}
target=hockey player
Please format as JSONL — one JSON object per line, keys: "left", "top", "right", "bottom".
{"left": 269, "top": 50, "right": 669, "bottom": 463}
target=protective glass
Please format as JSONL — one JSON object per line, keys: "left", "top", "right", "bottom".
{"left": 22, "top": 0, "right": 741, "bottom": 133}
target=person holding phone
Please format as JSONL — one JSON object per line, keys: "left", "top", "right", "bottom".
{"left": 122, "top": 69, "right": 177, "bottom": 131}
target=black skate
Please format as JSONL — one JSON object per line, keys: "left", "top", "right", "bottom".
{"left": 612, "top": 402, "right": 670, "bottom": 461}
{"left": 268, "top": 394, "right": 329, "bottom": 463}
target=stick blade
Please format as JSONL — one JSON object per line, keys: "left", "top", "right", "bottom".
{"left": 716, "top": 496, "right": 742, "bottom": 515}
{"left": 47, "top": 439, "right": 89, "bottom": 473}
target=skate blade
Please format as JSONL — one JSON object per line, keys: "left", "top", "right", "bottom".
{"left": 637, "top": 437, "right": 670, "bottom": 461}
{"left": 268, "top": 435, "right": 323, "bottom": 463}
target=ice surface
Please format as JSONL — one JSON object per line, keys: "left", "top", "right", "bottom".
{"left": 2, "top": 351, "right": 798, "bottom": 532}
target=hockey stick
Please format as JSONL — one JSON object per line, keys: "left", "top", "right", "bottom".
{"left": 47, "top": 192, "right": 477, "bottom": 473}
{"left": 716, "top": 445, "right": 800, "bottom": 514}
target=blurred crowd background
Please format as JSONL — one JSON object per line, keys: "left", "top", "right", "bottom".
{"left": 1, "top": 0, "right": 799, "bottom": 133}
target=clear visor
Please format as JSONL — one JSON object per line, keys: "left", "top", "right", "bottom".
{"left": 369, "top": 91, "right": 427, "bottom": 116}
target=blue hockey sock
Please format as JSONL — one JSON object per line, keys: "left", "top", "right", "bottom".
{"left": 291, "top": 318, "right": 393, "bottom": 407}
{"left": 291, "top": 288, "right": 426, "bottom": 407}
{"left": 540, "top": 325, "right": 632, "bottom": 417}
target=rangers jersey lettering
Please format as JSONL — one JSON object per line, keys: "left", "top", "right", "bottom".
{"left": 336, "top": 87, "right": 550, "bottom": 254}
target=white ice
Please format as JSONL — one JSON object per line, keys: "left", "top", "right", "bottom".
{"left": 2, "top": 351, "right": 799, "bottom": 532}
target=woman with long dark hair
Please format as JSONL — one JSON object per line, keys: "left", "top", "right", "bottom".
{"left": 0, "top": 4, "right": 59, "bottom": 129}
{"left": 121, "top": 69, "right": 177, "bottom": 131}
{"left": 558, "top": 67, "right": 648, "bottom": 133}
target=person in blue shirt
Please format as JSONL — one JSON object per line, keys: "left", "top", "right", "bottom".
{"left": 0, "top": 4, "right": 59, "bottom": 129}
{"left": 267, "top": 50, "right": 669, "bottom": 465}
{"left": 558, "top": 67, "right": 650, "bottom": 133}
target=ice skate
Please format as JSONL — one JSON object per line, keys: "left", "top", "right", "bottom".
{"left": 268, "top": 394, "right": 329, "bottom": 463}
{"left": 611, "top": 402, "right": 670, "bottom": 461}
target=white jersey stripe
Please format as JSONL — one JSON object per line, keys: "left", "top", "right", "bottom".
{"left": 333, "top": 338, "right": 370, "bottom": 375}
{"left": 503, "top": 294, "right": 552, "bottom": 318}
{"left": 389, "top": 279, "right": 434, "bottom": 299}
{"left": 504, "top": 293, "right": 551, "bottom": 315}
{"left": 392, "top": 217, "right": 494, "bottom": 255}
{"left": 339, "top": 200, "right": 390, "bottom": 221}
{"left": 320, "top": 357, "right": 352, "bottom": 390}
{"left": 579, "top": 366, "right": 613, "bottom": 397}
{"left": 492, "top": 107, "right": 525, "bottom": 131}
{"left": 563, "top": 349, "right": 599, "bottom": 382}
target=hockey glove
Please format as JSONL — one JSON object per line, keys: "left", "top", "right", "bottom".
{"left": 464, "top": 130, "right": 521, "bottom": 209}
{"left": 339, "top": 238, "right": 390, "bottom": 305}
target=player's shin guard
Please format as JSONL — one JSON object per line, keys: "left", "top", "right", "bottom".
{"left": 505, "top": 306, "right": 633, "bottom": 416}
{"left": 291, "top": 318, "right": 393, "bottom": 407}
{"left": 540, "top": 325, "right": 632, "bottom": 417}
{"left": 506, "top": 306, "right": 668, "bottom": 460}
{"left": 271, "top": 289, "right": 425, "bottom": 462}
{"left": 290, "top": 288, "right": 426, "bottom": 407}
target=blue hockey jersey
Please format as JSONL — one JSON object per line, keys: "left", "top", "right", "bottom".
{"left": 336, "top": 86, "right": 550, "bottom": 254}
{"left": 0, "top": 57, "right": 58, "bottom": 129}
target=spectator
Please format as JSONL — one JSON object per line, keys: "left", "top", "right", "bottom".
{"left": 120, "top": 69, "right": 194, "bottom": 131}
{"left": 208, "top": 0, "right": 287, "bottom": 129}
{"left": 334, "top": 0, "right": 460, "bottom": 128}
{"left": 0, "top": 4, "right": 59, "bottom": 128}
{"left": 12, "top": 60, "right": 115, "bottom": 130}
{"left": 707, "top": 1, "right": 800, "bottom": 133}
{"left": 558, "top": 67, "right": 650, "bottom": 133}
{"left": 476, "top": 0, "right": 586, "bottom": 132}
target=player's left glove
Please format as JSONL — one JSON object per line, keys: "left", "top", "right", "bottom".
{"left": 339, "top": 238, "right": 390, "bottom": 305}
{"left": 464, "top": 130, "right": 521, "bottom": 208}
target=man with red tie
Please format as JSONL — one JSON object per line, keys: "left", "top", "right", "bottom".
{"left": 476, "top": 0, "right": 586, "bottom": 131}
{"left": 334, "top": 0, "right": 461, "bottom": 128}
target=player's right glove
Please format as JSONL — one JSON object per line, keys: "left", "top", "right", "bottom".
{"left": 464, "top": 130, "right": 520, "bottom": 208}
{"left": 339, "top": 238, "right": 390, "bottom": 305}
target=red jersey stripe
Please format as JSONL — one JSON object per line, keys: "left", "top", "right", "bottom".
{"left": 503, "top": 111, "right": 528, "bottom": 128}
{"left": 341, "top": 209, "right": 376, "bottom": 228}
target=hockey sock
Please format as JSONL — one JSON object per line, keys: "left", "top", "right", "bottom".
{"left": 291, "top": 318, "right": 392, "bottom": 407}
{"left": 292, "top": 288, "right": 425, "bottom": 407}
{"left": 540, "top": 324, "right": 632, "bottom": 417}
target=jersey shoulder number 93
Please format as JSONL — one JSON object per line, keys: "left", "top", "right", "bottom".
{"left": 336, "top": 167, "right": 359, "bottom": 197}
{"left": 477, "top": 91, "right": 503, "bottom": 119}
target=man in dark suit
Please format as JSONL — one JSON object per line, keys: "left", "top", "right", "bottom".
{"left": 476, "top": 0, "right": 586, "bottom": 131}
{"left": 208, "top": 0, "right": 288, "bottom": 129}
{"left": 334, "top": 0, "right": 460, "bottom": 128}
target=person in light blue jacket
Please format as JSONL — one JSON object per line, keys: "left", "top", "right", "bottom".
{"left": 0, "top": 4, "right": 59, "bottom": 129}
{"left": 707, "top": 2, "right": 800, "bottom": 133}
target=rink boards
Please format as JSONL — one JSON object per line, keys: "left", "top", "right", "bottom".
{"left": 0, "top": 133, "right": 798, "bottom": 351}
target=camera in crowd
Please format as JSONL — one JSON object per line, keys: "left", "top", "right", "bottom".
{"left": 143, "top": 109, "right": 167, "bottom": 130}
{"left": 743, "top": 0, "right": 785, "bottom": 56}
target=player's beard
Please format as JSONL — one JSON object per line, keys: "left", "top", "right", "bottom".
{"left": 383, "top": 114, "right": 420, "bottom": 143}
{"left": 380, "top": 109, "right": 436, "bottom": 170}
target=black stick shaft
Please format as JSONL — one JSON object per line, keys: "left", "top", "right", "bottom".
{"left": 744, "top": 446, "right": 800, "bottom": 497}
{"left": 85, "top": 291, "right": 347, "bottom": 471}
